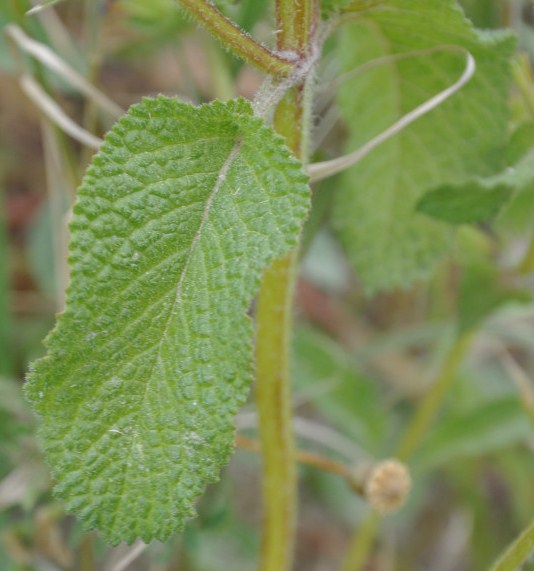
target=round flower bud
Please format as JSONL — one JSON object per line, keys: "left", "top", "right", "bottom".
{"left": 364, "top": 459, "right": 411, "bottom": 513}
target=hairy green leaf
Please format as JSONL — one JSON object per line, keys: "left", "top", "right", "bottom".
{"left": 495, "top": 156, "right": 534, "bottom": 235}
{"left": 417, "top": 154, "right": 534, "bottom": 225}
{"left": 25, "top": 97, "right": 309, "bottom": 544}
{"left": 416, "top": 180, "right": 513, "bottom": 224}
{"left": 505, "top": 122, "right": 534, "bottom": 166}
{"left": 331, "top": 0, "right": 515, "bottom": 292}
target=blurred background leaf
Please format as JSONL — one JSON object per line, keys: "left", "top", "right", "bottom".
{"left": 330, "top": 0, "right": 515, "bottom": 293}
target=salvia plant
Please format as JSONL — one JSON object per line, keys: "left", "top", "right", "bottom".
{"left": 7, "top": 0, "right": 534, "bottom": 569}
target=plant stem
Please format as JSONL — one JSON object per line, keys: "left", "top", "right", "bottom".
{"left": 395, "top": 332, "right": 473, "bottom": 462}
{"left": 255, "top": 249, "right": 299, "bottom": 571}
{"left": 276, "top": 0, "right": 317, "bottom": 52}
{"left": 254, "top": 3, "right": 316, "bottom": 570}
{"left": 489, "top": 515, "right": 534, "bottom": 571}
{"left": 177, "top": 0, "right": 296, "bottom": 76}
{"left": 340, "top": 511, "right": 381, "bottom": 571}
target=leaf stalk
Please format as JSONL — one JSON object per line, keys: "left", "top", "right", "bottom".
{"left": 177, "top": 0, "right": 297, "bottom": 76}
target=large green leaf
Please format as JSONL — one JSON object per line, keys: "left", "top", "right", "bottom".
{"left": 331, "top": 0, "right": 515, "bottom": 292}
{"left": 25, "top": 97, "right": 309, "bottom": 544}
{"left": 417, "top": 154, "right": 534, "bottom": 225}
{"left": 416, "top": 179, "right": 513, "bottom": 225}
{"left": 496, "top": 155, "right": 534, "bottom": 235}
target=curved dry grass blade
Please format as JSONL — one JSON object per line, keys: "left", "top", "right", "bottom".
{"left": 6, "top": 25, "right": 123, "bottom": 119}
{"left": 309, "top": 47, "right": 476, "bottom": 183}
{"left": 20, "top": 74, "right": 103, "bottom": 149}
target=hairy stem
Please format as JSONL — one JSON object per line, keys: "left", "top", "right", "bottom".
{"left": 489, "top": 516, "right": 534, "bottom": 571}
{"left": 256, "top": 249, "right": 299, "bottom": 571}
{"left": 255, "top": 3, "right": 316, "bottom": 571}
{"left": 276, "top": 0, "right": 317, "bottom": 52}
{"left": 177, "top": 0, "right": 296, "bottom": 76}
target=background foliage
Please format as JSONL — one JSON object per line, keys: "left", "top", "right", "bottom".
{"left": 2, "top": 0, "right": 534, "bottom": 569}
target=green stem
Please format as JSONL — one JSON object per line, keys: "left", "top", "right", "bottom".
{"left": 255, "top": 250, "right": 299, "bottom": 571}
{"left": 489, "top": 516, "right": 534, "bottom": 571}
{"left": 177, "top": 0, "right": 296, "bottom": 76}
{"left": 276, "top": 0, "right": 317, "bottom": 52}
{"left": 340, "top": 512, "right": 381, "bottom": 571}
{"left": 254, "top": 3, "right": 316, "bottom": 571}
{"left": 255, "top": 89, "right": 306, "bottom": 571}
{"left": 395, "top": 332, "right": 473, "bottom": 462}
{"left": 78, "top": 533, "right": 96, "bottom": 571}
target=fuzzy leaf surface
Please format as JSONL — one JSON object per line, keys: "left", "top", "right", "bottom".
{"left": 331, "top": 0, "right": 515, "bottom": 292}
{"left": 494, "top": 156, "right": 534, "bottom": 235}
{"left": 416, "top": 180, "right": 513, "bottom": 224}
{"left": 25, "top": 97, "right": 309, "bottom": 544}
{"left": 418, "top": 154, "right": 534, "bottom": 227}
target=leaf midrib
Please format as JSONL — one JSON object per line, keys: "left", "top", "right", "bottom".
{"left": 103, "top": 138, "right": 244, "bottom": 538}
{"left": 47, "top": 134, "right": 245, "bottom": 459}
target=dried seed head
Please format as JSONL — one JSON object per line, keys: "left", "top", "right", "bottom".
{"left": 364, "top": 459, "right": 411, "bottom": 513}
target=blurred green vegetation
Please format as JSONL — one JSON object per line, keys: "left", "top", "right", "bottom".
{"left": 1, "top": 0, "right": 534, "bottom": 569}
